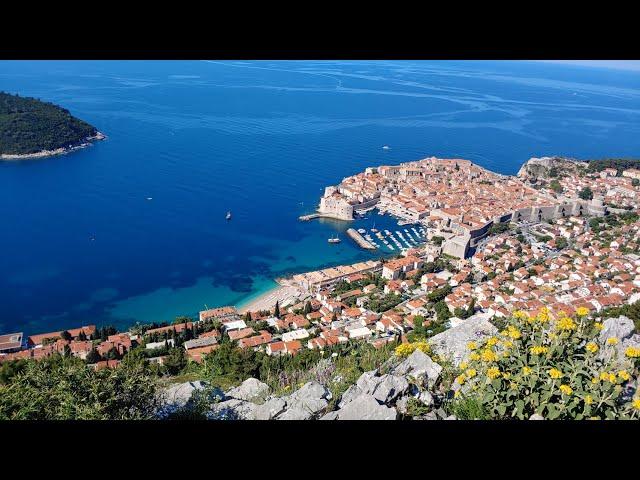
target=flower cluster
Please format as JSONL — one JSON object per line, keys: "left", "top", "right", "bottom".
{"left": 395, "top": 341, "right": 431, "bottom": 358}
{"left": 448, "top": 308, "right": 640, "bottom": 420}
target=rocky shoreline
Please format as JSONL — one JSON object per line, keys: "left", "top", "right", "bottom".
{"left": 0, "top": 132, "right": 106, "bottom": 161}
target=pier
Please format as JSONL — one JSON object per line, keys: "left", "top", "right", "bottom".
{"left": 299, "top": 212, "right": 349, "bottom": 221}
{"left": 347, "top": 228, "right": 377, "bottom": 250}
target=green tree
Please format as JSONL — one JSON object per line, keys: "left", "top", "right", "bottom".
{"left": 578, "top": 187, "right": 593, "bottom": 200}
{"left": 274, "top": 301, "right": 281, "bottom": 319}
{"left": 164, "top": 347, "right": 187, "bottom": 376}
{"left": 60, "top": 330, "right": 72, "bottom": 341}
{"left": 85, "top": 348, "right": 102, "bottom": 364}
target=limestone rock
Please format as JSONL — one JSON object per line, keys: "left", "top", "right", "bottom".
{"left": 159, "top": 380, "right": 224, "bottom": 417}
{"left": 254, "top": 397, "right": 287, "bottom": 420}
{"left": 278, "top": 381, "right": 332, "bottom": 420}
{"left": 599, "top": 316, "right": 635, "bottom": 344}
{"left": 226, "top": 378, "right": 270, "bottom": 403}
{"left": 339, "top": 371, "right": 409, "bottom": 407}
{"left": 392, "top": 349, "right": 442, "bottom": 388}
{"left": 529, "top": 413, "right": 544, "bottom": 420}
{"left": 334, "top": 394, "right": 397, "bottom": 420}
{"left": 429, "top": 313, "right": 498, "bottom": 366}
{"left": 210, "top": 398, "right": 256, "bottom": 420}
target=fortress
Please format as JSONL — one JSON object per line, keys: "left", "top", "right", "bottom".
{"left": 316, "top": 156, "right": 608, "bottom": 258}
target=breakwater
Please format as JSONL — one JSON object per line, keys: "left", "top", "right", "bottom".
{"left": 347, "top": 228, "right": 377, "bottom": 250}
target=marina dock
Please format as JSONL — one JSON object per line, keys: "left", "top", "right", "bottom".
{"left": 347, "top": 228, "right": 377, "bottom": 250}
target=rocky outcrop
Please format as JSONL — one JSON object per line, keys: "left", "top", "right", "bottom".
{"left": 226, "top": 378, "right": 270, "bottom": 402}
{"left": 428, "top": 313, "right": 498, "bottom": 366}
{"left": 329, "top": 394, "right": 397, "bottom": 420}
{"left": 597, "top": 316, "right": 640, "bottom": 363}
{"left": 210, "top": 398, "right": 257, "bottom": 420}
{"left": 391, "top": 349, "right": 442, "bottom": 388}
{"left": 277, "top": 381, "right": 332, "bottom": 420}
{"left": 158, "top": 380, "right": 224, "bottom": 418}
{"left": 517, "top": 156, "right": 581, "bottom": 180}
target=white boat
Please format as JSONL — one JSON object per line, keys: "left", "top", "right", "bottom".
{"left": 328, "top": 235, "right": 341, "bottom": 244}
{"left": 357, "top": 228, "right": 366, "bottom": 234}
{"left": 382, "top": 145, "right": 390, "bottom": 150}
{"left": 226, "top": 211, "right": 232, "bottom": 220}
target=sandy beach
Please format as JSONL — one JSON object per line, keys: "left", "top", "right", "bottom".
{"left": 238, "top": 284, "right": 304, "bottom": 314}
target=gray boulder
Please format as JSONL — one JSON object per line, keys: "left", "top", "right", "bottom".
{"left": 210, "top": 398, "right": 256, "bottom": 420}
{"left": 277, "top": 381, "right": 332, "bottom": 420}
{"left": 597, "top": 316, "right": 638, "bottom": 363}
{"left": 339, "top": 371, "right": 409, "bottom": 407}
{"left": 529, "top": 413, "right": 544, "bottom": 420}
{"left": 334, "top": 394, "right": 397, "bottom": 420}
{"left": 429, "top": 313, "right": 498, "bottom": 366}
{"left": 418, "top": 390, "right": 434, "bottom": 407}
{"left": 226, "top": 378, "right": 270, "bottom": 402}
{"left": 319, "top": 411, "right": 340, "bottom": 421}
{"left": 599, "top": 316, "right": 634, "bottom": 344}
{"left": 392, "top": 349, "right": 442, "bottom": 388}
{"left": 159, "top": 380, "right": 224, "bottom": 417}
{"left": 254, "top": 398, "right": 287, "bottom": 420}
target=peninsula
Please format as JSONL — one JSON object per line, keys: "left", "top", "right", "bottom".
{"left": 0, "top": 91, "right": 104, "bottom": 160}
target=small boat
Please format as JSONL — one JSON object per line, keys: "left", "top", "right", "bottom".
{"left": 146, "top": 197, "right": 153, "bottom": 201}
{"left": 357, "top": 228, "right": 366, "bottom": 234}
{"left": 226, "top": 211, "right": 232, "bottom": 220}
{"left": 382, "top": 145, "right": 390, "bottom": 150}
{"left": 328, "top": 235, "right": 341, "bottom": 244}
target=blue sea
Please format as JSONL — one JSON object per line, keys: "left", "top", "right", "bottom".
{"left": 1, "top": 60, "right": 639, "bottom": 334}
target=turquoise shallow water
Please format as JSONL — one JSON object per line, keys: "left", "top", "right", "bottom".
{"left": 1, "top": 60, "right": 639, "bottom": 334}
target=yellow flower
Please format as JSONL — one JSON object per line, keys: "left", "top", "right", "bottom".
{"left": 594, "top": 322, "right": 603, "bottom": 331}
{"left": 454, "top": 390, "right": 461, "bottom": 398}
{"left": 530, "top": 346, "right": 549, "bottom": 355}
{"left": 502, "top": 372, "right": 511, "bottom": 380}
{"left": 509, "top": 382, "right": 518, "bottom": 389}
{"left": 549, "top": 368, "right": 562, "bottom": 379}
{"left": 618, "top": 370, "right": 631, "bottom": 381}
{"left": 522, "top": 366, "right": 532, "bottom": 376}
{"left": 548, "top": 332, "right": 557, "bottom": 340}
{"left": 625, "top": 346, "right": 640, "bottom": 358}
{"left": 633, "top": 398, "right": 640, "bottom": 411}
{"left": 606, "top": 337, "right": 619, "bottom": 346}
{"left": 455, "top": 374, "right": 466, "bottom": 385}
{"left": 576, "top": 307, "right": 589, "bottom": 317}
{"left": 556, "top": 317, "right": 577, "bottom": 332}
{"left": 536, "top": 312, "right": 550, "bottom": 323}
{"left": 559, "top": 384, "right": 573, "bottom": 395}
{"left": 481, "top": 349, "right": 498, "bottom": 363}
{"left": 466, "top": 368, "right": 477, "bottom": 378}
{"left": 467, "top": 341, "right": 478, "bottom": 351}
{"left": 591, "top": 377, "right": 599, "bottom": 384}
{"left": 599, "top": 372, "right": 610, "bottom": 382}
{"left": 395, "top": 343, "right": 415, "bottom": 357}
{"left": 459, "top": 361, "right": 469, "bottom": 370}
{"left": 584, "top": 395, "right": 593, "bottom": 405}
{"left": 487, "top": 337, "right": 498, "bottom": 347}
{"left": 608, "top": 373, "right": 617, "bottom": 383}
{"left": 502, "top": 340, "right": 514, "bottom": 349}
{"left": 513, "top": 310, "right": 529, "bottom": 321}
{"left": 415, "top": 342, "right": 431, "bottom": 354}
{"left": 469, "top": 352, "right": 480, "bottom": 361}
{"left": 586, "top": 342, "right": 598, "bottom": 353}
{"left": 507, "top": 326, "right": 521, "bottom": 340}
{"left": 487, "top": 367, "right": 501, "bottom": 379}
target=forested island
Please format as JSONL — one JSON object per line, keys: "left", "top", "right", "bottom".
{"left": 0, "top": 92, "right": 104, "bottom": 159}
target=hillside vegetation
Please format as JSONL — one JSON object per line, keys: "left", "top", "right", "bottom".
{"left": 0, "top": 92, "right": 97, "bottom": 155}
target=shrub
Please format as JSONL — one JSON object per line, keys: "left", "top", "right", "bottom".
{"left": 450, "top": 308, "right": 640, "bottom": 420}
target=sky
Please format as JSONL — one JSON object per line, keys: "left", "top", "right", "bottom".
{"left": 538, "top": 60, "right": 640, "bottom": 72}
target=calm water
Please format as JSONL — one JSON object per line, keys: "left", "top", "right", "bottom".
{"left": 1, "top": 60, "right": 639, "bottom": 334}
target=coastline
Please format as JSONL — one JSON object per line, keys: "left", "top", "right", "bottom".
{"left": 0, "top": 132, "right": 106, "bottom": 161}
{"left": 237, "top": 281, "right": 305, "bottom": 314}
